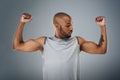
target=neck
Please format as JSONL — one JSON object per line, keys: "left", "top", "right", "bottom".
{"left": 55, "top": 32, "right": 65, "bottom": 39}
{"left": 55, "top": 33, "right": 71, "bottom": 40}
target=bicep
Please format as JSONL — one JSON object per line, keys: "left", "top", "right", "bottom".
{"left": 78, "top": 36, "right": 106, "bottom": 54}
{"left": 15, "top": 39, "right": 40, "bottom": 52}
{"left": 80, "top": 39, "right": 103, "bottom": 54}
{"left": 81, "top": 41, "right": 99, "bottom": 53}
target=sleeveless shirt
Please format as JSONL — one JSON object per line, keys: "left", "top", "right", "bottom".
{"left": 42, "top": 36, "right": 80, "bottom": 80}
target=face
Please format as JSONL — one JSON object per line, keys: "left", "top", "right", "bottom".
{"left": 55, "top": 16, "right": 73, "bottom": 39}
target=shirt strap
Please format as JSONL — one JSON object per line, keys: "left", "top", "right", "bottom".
{"left": 76, "top": 36, "right": 80, "bottom": 45}
{"left": 44, "top": 36, "right": 47, "bottom": 44}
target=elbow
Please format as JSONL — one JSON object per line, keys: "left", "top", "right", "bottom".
{"left": 13, "top": 40, "right": 18, "bottom": 50}
{"left": 103, "top": 49, "right": 107, "bottom": 54}
{"left": 13, "top": 40, "right": 24, "bottom": 51}
{"left": 101, "top": 51, "right": 106, "bottom": 54}
{"left": 93, "top": 47, "right": 107, "bottom": 54}
{"left": 13, "top": 43, "right": 21, "bottom": 51}
{"left": 100, "top": 49, "right": 107, "bottom": 54}
{"left": 13, "top": 45, "right": 22, "bottom": 51}
{"left": 13, "top": 44, "right": 18, "bottom": 51}
{"left": 13, "top": 41, "right": 17, "bottom": 50}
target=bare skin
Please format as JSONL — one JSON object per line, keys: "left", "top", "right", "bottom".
{"left": 13, "top": 13, "right": 107, "bottom": 54}
{"left": 13, "top": 13, "right": 45, "bottom": 53}
{"left": 77, "top": 16, "right": 107, "bottom": 54}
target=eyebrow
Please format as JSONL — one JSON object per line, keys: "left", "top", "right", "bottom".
{"left": 66, "top": 23, "right": 71, "bottom": 25}
{"left": 66, "top": 23, "right": 72, "bottom": 26}
{"left": 65, "top": 23, "right": 72, "bottom": 27}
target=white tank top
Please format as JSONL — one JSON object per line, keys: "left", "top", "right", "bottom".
{"left": 42, "top": 36, "right": 80, "bottom": 80}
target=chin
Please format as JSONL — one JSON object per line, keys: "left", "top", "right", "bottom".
{"left": 65, "top": 35, "right": 71, "bottom": 38}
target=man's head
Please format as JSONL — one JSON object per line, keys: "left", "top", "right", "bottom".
{"left": 53, "top": 12, "right": 73, "bottom": 39}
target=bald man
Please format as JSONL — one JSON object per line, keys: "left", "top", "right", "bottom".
{"left": 13, "top": 12, "right": 107, "bottom": 80}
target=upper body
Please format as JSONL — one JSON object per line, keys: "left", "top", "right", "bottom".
{"left": 13, "top": 12, "right": 107, "bottom": 54}
{"left": 13, "top": 12, "right": 107, "bottom": 80}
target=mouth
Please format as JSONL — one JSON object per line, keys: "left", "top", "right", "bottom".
{"left": 69, "top": 30, "right": 73, "bottom": 34}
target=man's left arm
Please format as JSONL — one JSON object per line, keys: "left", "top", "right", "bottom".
{"left": 79, "top": 16, "right": 107, "bottom": 54}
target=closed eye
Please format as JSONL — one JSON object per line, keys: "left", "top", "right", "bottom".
{"left": 66, "top": 23, "right": 72, "bottom": 27}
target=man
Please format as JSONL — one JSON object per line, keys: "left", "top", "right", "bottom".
{"left": 13, "top": 12, "right": 107, "bottom": 80}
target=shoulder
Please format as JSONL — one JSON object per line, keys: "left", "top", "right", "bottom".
{"left": 36, "top": 36, "right": 46, "bottom": 40}
{"left": 76, "top": 36, "right": 86, "bottom": 45}
{"left": 35, "top": 36, "right": 47, "bottom": 46}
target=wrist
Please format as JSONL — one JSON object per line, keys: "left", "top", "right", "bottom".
{"left": 19, "top": 21, "right": 26, "bottom": 25}
{"left": 18, "top": 21, "right": 26, "bottom": 28}
{"left": 100, "top": 24, "right": 106, "bottom": 28}
{"left": 100, "top": 25, "right": 106, "bottom": 33}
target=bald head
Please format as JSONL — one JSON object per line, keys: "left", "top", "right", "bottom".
{"left": 53, "top": 12, "right": 73, "bottom": 39}
{"left": 53, "top": 12, "right": 71, "bottom": 25}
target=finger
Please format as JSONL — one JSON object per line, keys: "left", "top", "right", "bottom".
{"left": 22, "top": 15, "right": 26, "bottom": 18}
{"left": 95, "top": 16, "right": 104, "bottom": 22}
{"left": 22, "top": 13, "right": 31, "bottom": 16}
{"left": 102, "top": 17, "right": 106, "bottom": 23}
{"left": 22, "top": 13, "right": 31, "bottom": 19}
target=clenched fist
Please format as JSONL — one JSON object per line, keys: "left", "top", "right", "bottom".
{"left": 20, "top": 13, "right": 32, "bottom": 23}
{"left": 95, "top": 16, "right": 106, "bottom": 27}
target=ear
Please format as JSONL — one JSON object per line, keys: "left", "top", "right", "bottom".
{"left": 54, "top": 23, "right": 60, "bottom": 28}
{"left": 55, "top": 23, "right": 58, "bottom": 26}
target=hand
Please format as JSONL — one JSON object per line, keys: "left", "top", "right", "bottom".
{"left": 95, "top": 16, "right": 106, "bottom": 27}
{"left": 20, "top": 13, "right": 32, "bottom": 23}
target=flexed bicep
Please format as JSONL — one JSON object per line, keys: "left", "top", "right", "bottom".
{"left": 14, "top": 39, "right": 41, "bottom": 52}
{"left": 78, "top": 36, "right": 106, "bottom": 54}
{"left": 81, "top": 41, "right": 104, "bottom": 54}
{"left": 13, "top": 36, "right": 45, "bottom": 53}
{"left": 78, "top": 16, "right": 107, "bottom": 54}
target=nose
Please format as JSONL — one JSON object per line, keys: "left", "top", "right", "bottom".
{"left": 70, "top": 25, "right": 73, "bottom": 30}
{"left": 70, "top": 26, "right": 73, "bottom": 32}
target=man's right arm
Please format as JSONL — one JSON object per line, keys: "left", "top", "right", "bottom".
{"left": 13, "top": 13, "right": 45, "bottom": 53}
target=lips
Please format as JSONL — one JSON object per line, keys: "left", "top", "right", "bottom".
{"left": 69, "top": 30, "right": 73, "bottom": 34}
{"left": 68, "top": 31, "right": 72, "bottom": 36}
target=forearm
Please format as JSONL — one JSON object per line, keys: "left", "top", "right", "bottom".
{"left": 13, "top": 22, "right": 25, "bottom": 49}
{"left": 98, "top": 25, "right": 107, "bottom": 53}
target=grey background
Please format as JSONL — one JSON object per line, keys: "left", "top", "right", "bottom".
{"left": 0, "top": 0, "right": 120, "bottom": 80}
